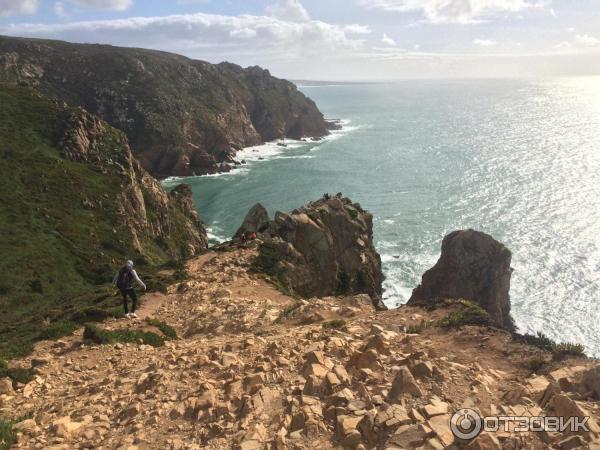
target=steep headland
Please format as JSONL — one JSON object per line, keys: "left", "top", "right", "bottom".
{"left": 1, "top": 218, "right": 597, "bottom": 450}
{"left": 0, "top": 36, "right": 596, "bottom": 450}
{"left": 0, "top": 35, "right": 333, "bottom": 178}
{"left": 0, "top": 83, "right": 207, "bottom": 359}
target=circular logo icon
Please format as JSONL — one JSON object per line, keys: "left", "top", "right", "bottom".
{"left": 450, "top": 408, "right": 483, "bottom": 440}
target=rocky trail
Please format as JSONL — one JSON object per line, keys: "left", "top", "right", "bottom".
{"left": 3, "top": 244, "right": 600, "bottom": 450}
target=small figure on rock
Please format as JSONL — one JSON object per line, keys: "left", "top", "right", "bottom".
{"left": 113, "top": 260, "right": 146, "bottom": 319}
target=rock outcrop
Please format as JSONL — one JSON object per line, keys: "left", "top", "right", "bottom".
{"left": 253, "top": 195, "right": 385, "bottom": 308}
{"left": 0, "top": 35, "right": 333, "bottom": 178}
{"left": 408, "top": 229, "right": 513, "bottom": 329}
{"left": 3, "top": 246, "right": 596, "bottom": 450}
{"left": 60, "top": 108, "right": 208, "bottom": 257}
{"left": 0, "top": 84, "right": 207, "bottom": 358}
{"left": 234, "top": 203, "right": 270, "bottom": 239}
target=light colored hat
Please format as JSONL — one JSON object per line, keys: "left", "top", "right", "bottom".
{"left": 126, "top": 260, "right": 134, "bottom": 268}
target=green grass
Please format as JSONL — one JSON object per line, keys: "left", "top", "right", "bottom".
{"left": 0, "top": 84, "right": 194, "bottom": 361}
{"left": 437, "top": 299, "right": 491, "bottom": 328}
{"left": 0, "top": 359, "right": 34, "bottom": 385}
{"left": 36, "top": 320, "right": 79, "bottom": 341}
{"left": 145, "top": 318, "right": 178, "bottom": 339}
{"left": 513, "top": 331, "right": 586, "bottom": 358}
{"left": 83, "top": 323, "right": 165, "bottom": 347}
{"left": 252, "top": 243, "right": 300, "bottom": 297}
{"left": 0, "top": 412, "right": 34, "bottom": 450}
{"left": 0, "top": 418, "right": 15, "bottom": 450}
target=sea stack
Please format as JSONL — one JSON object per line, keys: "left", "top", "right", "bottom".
{"left": 408, "top": 229, "right": 513, "bottom": 329}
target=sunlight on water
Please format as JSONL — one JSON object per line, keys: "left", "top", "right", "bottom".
{"left": 165, "top": 78, "right": 600, "bottom": 356}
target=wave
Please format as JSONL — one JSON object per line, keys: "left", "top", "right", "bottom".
{"left": 162, "top": 121, "right": 359, "bottom": 186}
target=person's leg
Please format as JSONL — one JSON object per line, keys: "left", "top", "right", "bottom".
{"left": 129, "top": 289, "right": 138, "bottom": 313}
{"left": 121, "top": 290, "right": 129, "bottom": 314}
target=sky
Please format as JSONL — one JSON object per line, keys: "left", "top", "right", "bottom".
{"left": 1, "top": 0, "right": 600, "bottom": 80}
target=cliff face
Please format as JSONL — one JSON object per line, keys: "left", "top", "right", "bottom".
{"left": 0, "top": 35, "right": 331, "bottom": 178}
{"left": 2, "top": 246, "right": 595, "bottom": 450}
{"left": 59, "top": 108, "right": 208, "bottom": 257}
{"left": 252, "top": 195, "right": 385, "bottom": 308}
{"left": 0, "top": 83, "right": 207, "bottom": 357}
{"left": 408, "top": 229, "right": 513, "bottom": 330}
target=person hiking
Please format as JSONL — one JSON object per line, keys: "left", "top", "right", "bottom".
{"left": 112, "top": 260, "right": 146, "bottom": 319}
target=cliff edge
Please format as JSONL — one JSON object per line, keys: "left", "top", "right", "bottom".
{"left": 0, "top": 35, "right": 333, "bottom": 178}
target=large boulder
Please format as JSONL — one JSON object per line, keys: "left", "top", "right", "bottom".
{"left": 255, "top": 195, "right": 385, "bottom": 309}
{"left": 408, "top": 229, "right": 513, "bottom": 329}
{"left": 234, "top": 203, "right": 270, "bottom": 239}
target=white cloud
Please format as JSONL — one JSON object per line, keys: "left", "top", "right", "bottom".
{"left": 474, "top": 38, "right": 497, "bottom": 47}
{"left": 381, "top": 33, "right": 396, "bottom": 46}
{"left": 54, "top": 1, "right": 67, "bottom": 17}
{"left": 555, "top": 34, "right": 600, "bottom": 52}
{"left": 554, "top": 41, "right": 571, "bottom": 51}
{"left": 265, "top": 0, "right": 309, "bottom": 22}
{"left": 0, "top": 0, "right": 38, "bottom": 17}
{"left": 1, "top": 12, "right": 367, "bottom": 65}
{"left": 356, "top": 0, "right": 549, "bottom": 24}
{"left": 575, "top": 34, "right": 600, "bottom": 47}
{"left": 344, "top": 24, "right": 371, "bottom": 34}
{"left": 71, "top": 0, "right": 133, "bottom": 11}
{"left": 229, "top": 27, "right": 257, "bottom": 39}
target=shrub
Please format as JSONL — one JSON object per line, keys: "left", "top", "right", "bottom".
{"left": 253, "top": 242, "right": 283, "bottom": 275}
{"left": 514, "top": 331, "right": 555, "bottom": 352}
{"left": 552, "top": 342, "right": 586, "bottom": 358}
{"left": 524, "top": 354, "right": 549, "bottom": 372}
{"left": 145, "top": 318, "right": 178, "bottom": 339}
{"left": 322, "top": 319, "right": 347, "bottom": 330}
{"left": 83, "top": 323, "right": 165, "bottom": 347}
{"left": 0, "top": 360, "right": 34, "bottom": 385}
{"left": 437, "top": 300, "right": 491, "bottom": 328}
{"left": 37, "top": 321, "right": 78, "bottom": 341}
{"left": 0, "top": 418, "right": 16, "bottom": 450}
{"left": 514, "top": 332, "right": 586, "bottom": 358}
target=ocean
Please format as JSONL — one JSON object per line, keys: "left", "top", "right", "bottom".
{"left": 163, "top": 78, "right": 600, "bottom": 356}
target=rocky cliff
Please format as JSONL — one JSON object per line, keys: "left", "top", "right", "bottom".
{"left": 59, "top": 108, "right": 208, "bottom": 256}
{"left": 0, "top": 35, "right": 333, "bottom": 178}
{"left": 0, "top": 83, "right": 207, "bottom": 359}
{"left": 1, "top": 245, "right": 595, "bottom": 450}
{"left": 408, "top": 229, "right": 513, "bottom": 330}
{"left": 251, "top": 195, "right": 385, "bottom": 308}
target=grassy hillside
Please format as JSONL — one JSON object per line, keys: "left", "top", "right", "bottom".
{"left": 0, "top": 84, "right": 201, "bottom": 359}
{"left": 0, "top": 35, "right": 331, "bottom": 177}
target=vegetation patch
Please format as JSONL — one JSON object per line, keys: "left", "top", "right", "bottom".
{"left": 0, "top": 85, "right": 196, "bottom": 360}
{"left": 83, "top": 323, "right": 165, "bottom": 347}
{"left": 0, "top": 359, "right": 34, "bottom": 385}
{"left": 252, "top": 243, "right": 297, "bottom": 297}
{"left": 524, "top": 353, "right": 550, "bottom": 373}
{"left": 0, "top": 418, "right": 15, "bottom": 450}
{"left": 437, "top": 299, "right": 491, "bottom": 328}
{"left": 37, "top": 320, "right": 79, "bottom": 341}
{"left": 513, "top": 331, "right": 586, "bottom": 358}
{"left": 145, "top": 318, "right": 178, "bottom": 339}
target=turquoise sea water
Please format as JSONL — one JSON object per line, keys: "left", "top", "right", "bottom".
{"left": 164, "top": 78, "right": 600, "bottom": 356}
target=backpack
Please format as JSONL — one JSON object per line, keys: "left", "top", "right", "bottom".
{"left": 116, "top": 266, "right": 133, "bottom": 290}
